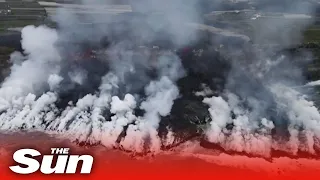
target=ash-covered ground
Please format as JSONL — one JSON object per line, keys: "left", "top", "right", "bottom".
{"left": 1, "top": 0, "right": 320, "bottom": 161}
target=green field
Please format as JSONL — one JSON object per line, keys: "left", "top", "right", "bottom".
{"left": 0, "top": 0, "right": 47, "bottom": 30}
{"left": 304, "top": 25, "right": 320, "bottom": 43}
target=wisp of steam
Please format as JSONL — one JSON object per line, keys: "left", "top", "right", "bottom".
{"left": 0, "top": 0, "right": 320, "bottom": 158}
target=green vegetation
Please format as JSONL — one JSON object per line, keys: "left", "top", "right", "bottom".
{"left": 0, "top": 0, "right": 47, "bottom": 31}
{"left": 0, "top": 20, "right": 43, "bottom": 30}
{"left": 0, "top": 46, "right": 14, "bottom": 81}
{"left": 0, "top": 46, "right": 15, "bottom": 54}
{"left": 302, "top": 25, "right": 320, "bottom": 81}
{"left": 304, "top": 25, "right": 320, "bottom": 43}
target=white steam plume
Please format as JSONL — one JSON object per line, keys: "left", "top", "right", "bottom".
{"left": 0, "top": 18, "right": 185, "bottom": 153}
{"left": 201, "top": 0, "right": 320, "bottom": 157}
{"left": 0, "top": 0, "right": 320, "bottom": 158}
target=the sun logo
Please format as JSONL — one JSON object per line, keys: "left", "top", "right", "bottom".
{"left": 10, "top": 148, "right": 94, "bottom": 174}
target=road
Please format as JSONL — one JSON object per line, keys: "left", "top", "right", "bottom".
{"left": 38, "top": 1, "right": 132, "bottom": 16}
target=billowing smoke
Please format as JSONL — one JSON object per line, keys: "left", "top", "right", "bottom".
{"left": 0, "top": 24, "right": 185, "bottom": 153}
{"left": 0, "top": 0, "right": 189, "bottom": 154}
{"left": 200, "top": 0, "right": 320, "bottom": 157}
{"left": 0, "top": 0, "right": 320, "bottom": 157}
